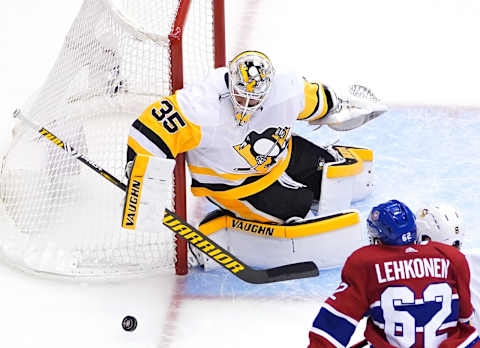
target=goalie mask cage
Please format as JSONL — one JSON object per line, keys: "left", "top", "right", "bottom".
{"left": 0, "top": 0, "right": 225, "bottom": 279}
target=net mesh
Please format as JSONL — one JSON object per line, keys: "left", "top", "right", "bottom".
{"left": 0, "top": 0, "right": 215, "bottom": 279}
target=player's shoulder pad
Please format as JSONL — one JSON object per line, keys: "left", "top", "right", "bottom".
{"left": 175, "top": 67, "right": 228, "bottom": 126}
{"left": 265, "top": 70, "right": 304, "bottom": 107}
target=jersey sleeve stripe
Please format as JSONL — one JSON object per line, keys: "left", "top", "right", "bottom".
{"left": 129, "top": 127, "right": 170, "bottom": 159}
{"left": 297, "top": 82, "right": 329, "bottom": 121}
{"left": 307, "top": 84, "right": 329, "bottom": 121}
{"left": 323, "top": 303, "right": 359, "bottom": 326}
{"left": 132, "top": 119, "right": 174, "bottom": 159}
{"left": 458, "top": 331, "right": 480, "bottom": 348}
{"left": 127, "top": 136, "right": 153, "bottom": 157}
{"left": 297, "top": 81, "right": 320, "bottom": 120}
{"left": 309, "top": 328, "right": 346, "bottom": 348}
{"left": 312, "top": 304, "right": 357, "bottom": 347}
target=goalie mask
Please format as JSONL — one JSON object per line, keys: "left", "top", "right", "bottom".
{"left": 416, "top": 204, "right": 464, "bottom": 249}
{"left": 228, "top": 51, "right": 275, "bottom": 126}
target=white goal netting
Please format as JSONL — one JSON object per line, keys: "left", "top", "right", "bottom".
{"left": 0, "top": 0, "right": 218, "bottom": 279}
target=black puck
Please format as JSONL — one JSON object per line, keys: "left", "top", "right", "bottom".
{"left": 122, "top": 316, "right": 137, "bottom": 332}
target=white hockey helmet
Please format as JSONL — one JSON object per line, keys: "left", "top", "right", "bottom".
{"left": 416, "top": 204, "right": 465, "bottom": 249}
{"left": 228, "top": 51, "right": 275, "bottom": 126}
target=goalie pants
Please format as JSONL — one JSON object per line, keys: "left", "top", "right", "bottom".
{"left": 208, "top": 135, "right": 334, "bottom": 223}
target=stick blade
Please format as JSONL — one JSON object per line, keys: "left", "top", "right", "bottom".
{"left": 239, "top": 261, "right": 319, "bottom": 284}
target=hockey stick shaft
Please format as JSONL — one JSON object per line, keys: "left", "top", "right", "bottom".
{"left": 14, "top": 110, "right": 128, "bottom": 192}
{"left": 14, "top": 110, "right": 319, "bottom": 284}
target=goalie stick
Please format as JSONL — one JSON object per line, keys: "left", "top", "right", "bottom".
{"left": 13, "top": 109, "right": 319, "bottom": 284}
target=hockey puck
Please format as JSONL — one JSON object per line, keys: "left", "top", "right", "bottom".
{"left": 122, "top": 316, "right": 137, "bottom": 332}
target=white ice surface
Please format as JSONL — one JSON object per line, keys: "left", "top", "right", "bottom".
{"left": 0, "top": 1, "right": 480, "bottom": 347}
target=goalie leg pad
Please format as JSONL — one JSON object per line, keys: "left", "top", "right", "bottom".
{"left": 195, "top": 210, "right": 363, "bottom": 270}
{"left": 122, "top": 154, "right": 176, "bottom": 231}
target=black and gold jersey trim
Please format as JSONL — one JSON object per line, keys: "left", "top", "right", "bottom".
{"left": 323, "top": 85, "right": 334, "bottom": 112}
{"left": 191, "top": 174, "right": 265, "bottom": 192}
{"left": 298, "top": 81, "right": 323, "bottom": 121}
{"left": 305, "top": 82, "right": 320, "bottom": 118}
{"left": 190, "top": 138, "right": 292, "bottom": 199}
{"left": 132, "top": 119, "right": 174, "bottom": 159}
{"left": 127, "top": 145, "right": 137, "bottom": 163}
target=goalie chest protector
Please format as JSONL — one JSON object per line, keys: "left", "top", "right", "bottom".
{"left": 175, "top": 68, "right": 307, "bottom": 197}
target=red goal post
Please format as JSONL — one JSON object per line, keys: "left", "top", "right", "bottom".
{"left": 0, "top": 0, "right": 225, "bottom": 279}
{"left": 170, "top": 0, "right": 226, "bottom": 275}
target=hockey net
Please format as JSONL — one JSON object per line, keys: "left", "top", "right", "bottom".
{"left": 0, "top": 0, "right": 225, "bottom": 279}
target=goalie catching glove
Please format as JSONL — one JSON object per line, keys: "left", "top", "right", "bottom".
{"left": 122, "top": 154, "right": 176, "bottom": 231}
{"left": 311, "top": 84, "right": 388, "bottom": 131}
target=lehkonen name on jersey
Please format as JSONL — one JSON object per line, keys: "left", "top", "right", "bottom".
{"left": 375, "top": 257, "right": 450, "bottom": 284}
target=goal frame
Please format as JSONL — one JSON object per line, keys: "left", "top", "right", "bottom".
{"left": 170, "top": 0, "right": 225, "bottom": 275}
{"left": 0, "top": 0, "right": 226, "bottom": 280}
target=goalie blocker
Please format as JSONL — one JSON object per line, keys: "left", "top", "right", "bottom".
{"left": 122, "top": 154, "right": 176, "bottom": 231}
{"left": 194, "top": 145, "right": 374, "bottom": 270}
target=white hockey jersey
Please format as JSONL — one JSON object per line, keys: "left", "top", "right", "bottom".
{"left": 464, "top": 250, "right": 480, "bottom": 331}
{"left": 127, "top": 67, "right": 331, "bottom": 200}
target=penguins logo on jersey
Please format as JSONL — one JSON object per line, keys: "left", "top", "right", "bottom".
{"left": 233, "top": 127, "right": 290, "bottom": 173}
